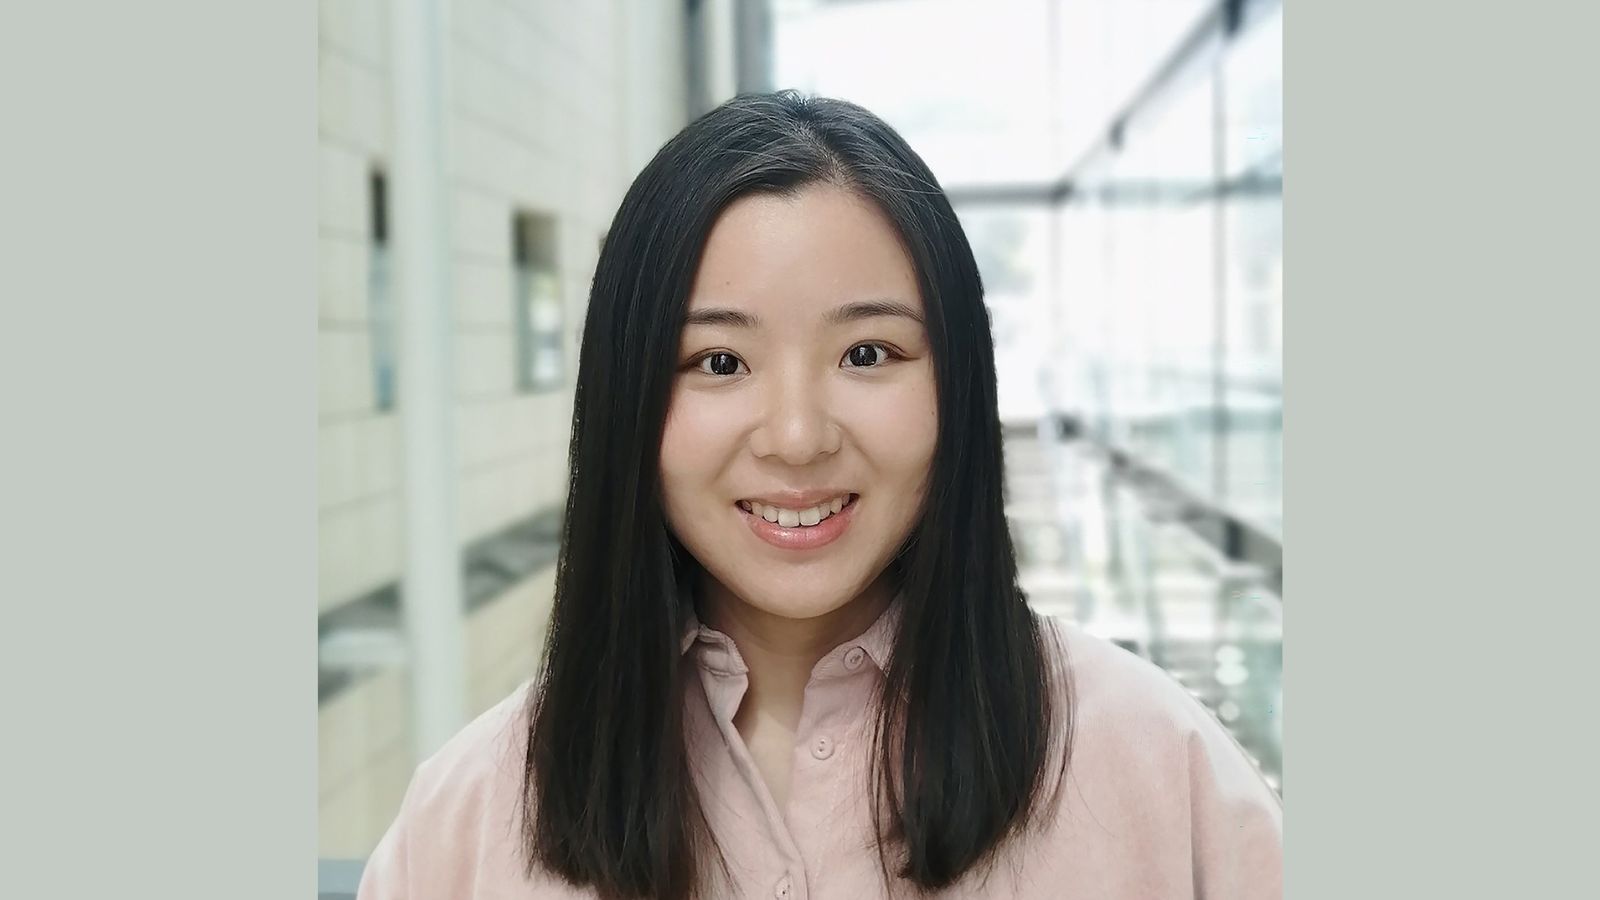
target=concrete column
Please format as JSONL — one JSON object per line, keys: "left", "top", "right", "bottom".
{"left": 619, "top": 0, "right": 690, "bottom": 175}
{"left": 390, "top": 0, "right": 466, "bottom": 760}
{"left": 705, "top": 0, "right": 740, "bottom": 106}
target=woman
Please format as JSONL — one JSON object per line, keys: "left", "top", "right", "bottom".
{"left": 358, "top": 91, "right": 1282, "bottom": 900}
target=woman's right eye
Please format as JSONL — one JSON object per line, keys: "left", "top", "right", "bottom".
{"left": 694, "top": 352, "right": 746, "bottom": 377}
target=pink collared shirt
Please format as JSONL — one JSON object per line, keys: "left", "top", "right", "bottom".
{"left": 357, "top": 607, "right": 1283, "bottom": 899}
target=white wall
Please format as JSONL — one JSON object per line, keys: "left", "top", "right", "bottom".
{"left": 317, "top": 0, "right": 701, "bottom": 858}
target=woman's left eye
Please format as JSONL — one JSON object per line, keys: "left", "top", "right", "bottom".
{"left": 694, "top": 351, "right": 746, "bottom": 377}
{"left": 843, "top": 343, "right": 894, "bottom": 368}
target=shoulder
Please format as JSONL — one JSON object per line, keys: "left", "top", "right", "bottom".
{"left": 357, "top": 681, "right": 546, "bottom": 899}
{"left": 1030, "top": 611, "right": 1280, "bottom": 816}
{"left": 1035, "top": 613, "right": 1266, "bottom": 760}
{"left": 1028, "top": 614, "right": 1282, "bottom": 894}
{"left": 402, "top": 680, "right": 534, "bottom": 820}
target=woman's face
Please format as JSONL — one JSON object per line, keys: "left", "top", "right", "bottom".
{"left": 660, "top": 182, "right": 938, "bottom": 623}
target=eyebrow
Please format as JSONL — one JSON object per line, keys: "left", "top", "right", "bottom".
{"left": 682, "top": 299, "right": 924, "bottom": 329}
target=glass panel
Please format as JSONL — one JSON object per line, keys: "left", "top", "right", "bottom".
{"left": 369, "top": 244, "right": 397, "bottom": 412}
{"left": 1222, "top": 3, "right": 1283, "bottom": 181}
{"left": 513, "top": 212, "right": 565, "bottom": 393}
{"left": 1220, "top": 4, "right": 1283, "bottom": 536}
{"left": 955, "top": 206, "right": 1055, "bottom": 423}
{"left": 1054, "top": 166, "right": 1117, "bottom": 445}
{"left": 369, "top": 170, "right": 397, "bottom": 412}
{"left": 774, "top": 0, "right": 1056, "bottom": 185}
{"left": 1220, "top": 192, "right": 1282, "bottom": 536}
{"left": 1085, "top": 51, "right": 1222, "bottom": 500}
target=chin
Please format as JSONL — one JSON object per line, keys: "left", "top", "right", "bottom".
{"left": 728, "top": 576, "right": 861, "bottom": 621}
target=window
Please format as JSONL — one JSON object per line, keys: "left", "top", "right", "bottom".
{"left": 512, "top": 211, "right": 564, "bottom": 393}
{"left": 368, "top": 168, "right": 397, "bottom": 412}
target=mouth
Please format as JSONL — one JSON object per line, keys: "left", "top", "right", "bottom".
{"left": 734, "top": 492, "right": 860, "bottom": 551}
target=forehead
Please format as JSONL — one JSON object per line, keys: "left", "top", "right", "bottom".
{"left": 686, "top": 183, "right": 922, "bottom": 320}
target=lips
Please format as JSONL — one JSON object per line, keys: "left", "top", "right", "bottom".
{"left": 736, "top": 493, "right": 859, "bottom": 551}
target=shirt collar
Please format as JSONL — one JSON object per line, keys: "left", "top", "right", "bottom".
{"left": 679, "top": 589, "right": 903, "bottom": 675}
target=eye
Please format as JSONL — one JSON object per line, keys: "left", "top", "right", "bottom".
{"left": 842, "top": 343, "right": 896, "bottom": 369}
{"left": 692, "top": 351, "right": 747, "bottom": 377}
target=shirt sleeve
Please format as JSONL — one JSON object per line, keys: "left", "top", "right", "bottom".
{"left": 1182, "top": 702, "right": 1284, "bottom": 900}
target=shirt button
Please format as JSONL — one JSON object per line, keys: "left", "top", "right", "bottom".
{"left": 811, "top": 735, "right": 834, "bottom": 760}
{"left": 844, "top": 647, "right": 866, "bottom": 670}
{"left": 774, "top": 874, "right": 793, "bottom": 898}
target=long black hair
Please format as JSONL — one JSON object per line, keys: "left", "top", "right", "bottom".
{"left": 523, "top": 90, "right": 1071, "bottom": 899}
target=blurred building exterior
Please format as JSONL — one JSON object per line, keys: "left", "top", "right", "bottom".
{"left": 317, "top": 0, "right": 1281, "bottom": 867}
{"left": 317, "top": 0, "right": 722, "bottom": 857}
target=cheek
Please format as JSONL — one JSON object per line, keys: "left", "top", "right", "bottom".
{"left": 659, "top": 391, "right": 732, "bottom": 509}
{"left": 848, "top": 371, "right": 939, "bottom": 485}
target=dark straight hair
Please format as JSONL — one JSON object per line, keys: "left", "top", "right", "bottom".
{"left": 523, "top": 90, "right": 1072, "bottom": 899}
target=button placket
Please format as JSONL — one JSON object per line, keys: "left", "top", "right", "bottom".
{"left": 810, "top": 734, "right": 834, "bottom": 760}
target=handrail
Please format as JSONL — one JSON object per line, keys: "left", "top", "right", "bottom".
{"left": 1077, "top": 425, "right": 1283, "bottom": 597}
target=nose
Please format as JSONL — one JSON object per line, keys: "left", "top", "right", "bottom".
{"left": 748, "top": 368, "right": 842, "bottom": 465}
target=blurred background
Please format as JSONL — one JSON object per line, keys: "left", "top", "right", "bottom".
{"left": 317, "top": 0, "right": 1282, "bottom": 876}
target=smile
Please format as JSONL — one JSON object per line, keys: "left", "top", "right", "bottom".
{"left": 737, "top": 492, "right": 854, "bottom": 527}
{"left": 734, "top": 493, "right": 859, "bottom": 550}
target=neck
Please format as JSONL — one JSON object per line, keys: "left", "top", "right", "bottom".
{"left": 697, "top": 570, "right": 895, "bottom": 730}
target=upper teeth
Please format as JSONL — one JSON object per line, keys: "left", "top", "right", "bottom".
{"left": 740, "top": 495, "right": 849, "bottom": 527}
